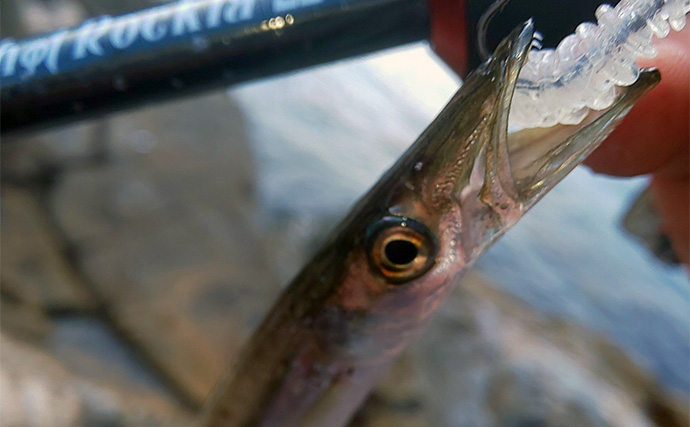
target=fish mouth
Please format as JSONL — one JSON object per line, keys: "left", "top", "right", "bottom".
{"left": 363, "top": 21, "right": 658, "bottom": 253}
{"left": 483, "top": 21, "right": 661, "bottom": 210}
{"left": 504, "top": 69, "right": 660, "bottom": 209}
{"left": 417, "top": 22, "right": 661, "bottom": 257}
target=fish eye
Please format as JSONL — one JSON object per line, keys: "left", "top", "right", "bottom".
{"left": 366, "top": 216, "right": 438, "bottom": 284}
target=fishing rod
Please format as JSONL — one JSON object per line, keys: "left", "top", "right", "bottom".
{"left": 0, "top": 0, "right": 608, "bottom": 135}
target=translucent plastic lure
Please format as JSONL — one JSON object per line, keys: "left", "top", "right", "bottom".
{"left": 510, "top": 0, "right": 689, "bottom": 128}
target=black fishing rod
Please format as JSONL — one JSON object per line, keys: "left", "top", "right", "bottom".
{"left": 0, "top": 0, "right": 607, "bottom": 135}
{"left": 0, "top": 0, "right": 435, "bottom": 134}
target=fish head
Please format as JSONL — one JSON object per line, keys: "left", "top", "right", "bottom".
{"left": 329, "top": 21, "right": 659, "bottom": 352}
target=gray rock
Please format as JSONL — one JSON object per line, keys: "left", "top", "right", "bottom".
{"left": 622, "top": 187, "right": 679, "bottom": 265}
{"left": 350, "top": 355, "right": 430, "bottom": 427}
{"left": 46, "top": 316, "right": 174, "bottom": 398}
{"left": 0, "top": 334, "right": 192, "bottom": 426}
{"left": 0, "top": 297, "right": 53, "bottom": 344}
{"left": 50, "top": 93, "right": 278, "bottom": 406}
{"left": 412, "top": 271, "right": 688, "bottom": 427}
{"left": 78, "top": 206, "right": 278, "bottom": 405}
{"left": 0, "top": 0, "right": 21, "bottom": 38}
{"left": 1, "top": 187, "right": 95, "bottom": 311}
{"left": 1, "top": 120, "right": 103, "bottom": 185}
{"left": 1, "top": 0, "right": 85, "bottom": 38}
{"left": 51, "top": 93, "right": 256, "bottom": 246}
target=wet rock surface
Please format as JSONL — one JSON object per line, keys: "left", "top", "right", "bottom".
{"left": 622, "top": 188, "right": 680, "bottom": 265}
{"left": 1, "top": 334, "right": 192, "bottom": 426}
{"left": 48, "top": 93, "right": 275, "bottom": 406}
{"left": 3, "top": 1, "right": 278, "bottom": 419}
{"left": 1, "top": 88, "right": 274, "bottom": 427}
{"left": 1, "top": 1, "right": 688, "bottom": 426}
{"left": 412, "top": 272, "right": 689, "bottom": 427}
{"left": 1, "top": 187, "right": 95, "bottom": 311}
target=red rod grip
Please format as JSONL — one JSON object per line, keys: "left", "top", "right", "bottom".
{"left": 428, "top": 0, "right": 470, "bottom": 76}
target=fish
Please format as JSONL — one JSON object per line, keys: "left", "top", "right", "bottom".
{"left": 199, "top": 21, "right": 660, "bottom": 427}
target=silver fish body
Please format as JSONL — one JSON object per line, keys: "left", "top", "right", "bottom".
{"left": 200, "top": 21, "right": 660, "bottom": 427}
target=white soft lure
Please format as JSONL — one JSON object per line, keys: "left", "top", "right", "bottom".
{"left": 510, "top": 0, "right": 689, "bottom": 128}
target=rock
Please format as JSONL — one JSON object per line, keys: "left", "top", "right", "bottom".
{"left": 350, "top": 355, "right": 430, "bottom": 427}
{"left": 0, "top": 333, "right": 192, "bottom": 426}
{"left": 78, "top": 208, "right": 278, "bottom": 406}
{"left": 45, "top": 316, "right": 175, "bottom": 399}
{"left": 0, "top": 0, "right": 22, "bottom": 38}
{"left": 52, "top": 93, "right": 256, "bottom": 247}
{"left": 0, "top": 297, "right": 53, "bottom": 344}
{"left": 1, "top": 0, "right": 83, "bottom": 39}
{"left": 1, "top": 122, "right": 103, "bottom": 185}
{"left": 12, "top": 0, "right": 86, "bottom": 35}
{"left": 50, "top": 93, "right": 278, "bottom": 406}
{"left": 622, "top": 187, "right": 679, "bottom": 265}
{"left": 1, "top": 187, "right": 95, "bottom": 311}
{"left": 412, "top": 271, "right": 689, "bottom": 427}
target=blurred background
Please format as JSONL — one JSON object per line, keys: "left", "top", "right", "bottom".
{"left": 1, "top": 0, "right": 688, "bottom": 425}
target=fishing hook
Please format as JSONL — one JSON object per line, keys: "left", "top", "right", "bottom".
{"left": 477, "top": 0, "right": 513, "bottom": 61}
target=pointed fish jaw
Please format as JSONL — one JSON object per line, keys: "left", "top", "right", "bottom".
{"left": 418, "top": 22, "right": 658, "bottom": 262}
{"left": 385, "top": 22, "right": 538, "bottom": 263}
{"left": 506, "top": 68, "right": 661, "bottom": 209}
{"left": 413, "top": 20, "right": 534, "bottom": 211}
{"left": 452, "top": 65, "right": 660, "bottom": 259}
{"left": 473, "top": 21, "right": 660, "bottom": 211}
